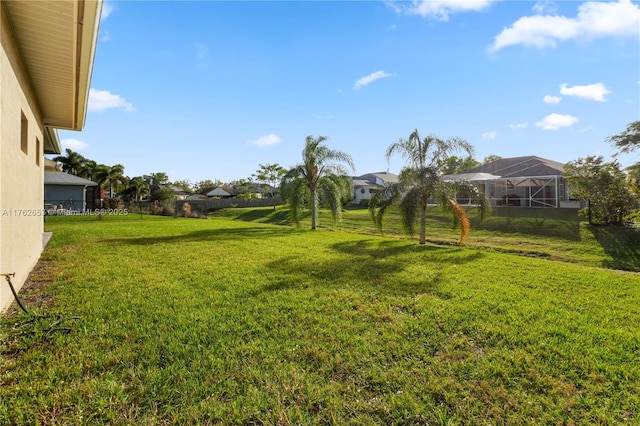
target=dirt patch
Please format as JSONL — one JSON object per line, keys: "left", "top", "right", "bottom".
{"left": 3, "top": 259, "right": 57, "bottom": 317}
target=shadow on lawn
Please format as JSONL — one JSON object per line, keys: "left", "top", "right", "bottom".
{"left": 588, "top": 225, "right": 640, "bottom": 272}
{"left": 233, "top": 209, "right": 292, "bottom": 225}
{"left": 476, "top": 208, "right": 582, "bottom": 241}
{"left": 260, "top": 239, "right": 485, "bottom": 297}
{"left": 99, "top": 226, "right": 300, "bottom": 245}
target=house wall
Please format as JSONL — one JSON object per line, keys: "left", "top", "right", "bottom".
{"left": 44, "top": 185, "right": 87, "bottom": 211}
{"left": 0, "top": 6, "right": 47, "bottom": 312}
{"left": 353, "top": 187, "right": 373, "bottom": 204}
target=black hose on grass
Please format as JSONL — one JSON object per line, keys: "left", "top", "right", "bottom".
{"left": 1, "top": 272, "right": 80, "bottom": 339}
{"left": 2, "top": 273, "right": 28, "bottom": 314}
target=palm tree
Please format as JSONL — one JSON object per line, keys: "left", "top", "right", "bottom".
{"left": 101, "top": 164, "right": 126, "bottom": 197}
{"left": 121, "top": 176, "right": 150, "bottom": 202}
{"left": 369, "top": 129, "right": 490, "bottom": 245}
{"left": 52, "top": 148, "right": 85, "bottom": 175}
{"left": 281, "top": 135, "right": 355, "bottom": 230}
{"left": 92, "top": 164, "right": 111, "bottom": 190}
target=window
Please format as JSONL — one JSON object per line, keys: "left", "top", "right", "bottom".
{"left": 20, "top": 112, "right": 28, "bottom": 155}
{"left": 35, "top": 138, "right": 41, "bottom": 166}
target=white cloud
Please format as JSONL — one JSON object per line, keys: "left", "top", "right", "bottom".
{"left": 509, "top": 122, "right": 529, "bottom": 129}
{"left": 533, "top": 1, "right": 558, "bottom": 15}
{"left": 100, "top": 31, "right": 111, "bottom": 42}
{"left": 559, "top": 82, "right": 611, "bottom": 102}
{"left": 61, "top": 139, "right": 89, "bottom": 151}
{"left": 249, "top": 134, "right": 281, "bottom": 147}
{"left": 490, "top": 0, "right": 640, "bottom": 52}
{"left": 101, "top": 1, "right": 115, "bottom": 20}
{"left": 482, "top": 131, "right": 497, "bottom": 140}
{"left": 353, "top": 71, "right": 392, "bottom": 90}
{"left": 88, "top": 89, "right": 135, "bottom": 112}
{"left": 388, "top": 0, "right": 497, "bottom": 21}
{"left": 544, "top": 95, "right": 562, "bottom": 104}
{"left": 535, "top": 113, "right": 579, "bottom": 130}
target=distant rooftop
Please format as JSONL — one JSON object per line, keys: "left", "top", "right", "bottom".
{"left": 44, "top": 172, "right": 97, "bottom": 186}
{"left": 463, "top": 156, "right": 566, "bottom": 178}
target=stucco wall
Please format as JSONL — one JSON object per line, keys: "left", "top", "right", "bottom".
{"left": 1, "top": 6, "right": 47, "bottom": 312}
{"left": 353, "top": 187, "right": 373, "bottom": 204}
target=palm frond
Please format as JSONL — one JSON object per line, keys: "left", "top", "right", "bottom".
{"left": 280, "top": 176, "right": 308, "bottom": 227}
{"left": 399, "top": 187, "right": 421, "bottom": 236}
{"left": 368, "top": 182, "right": 401, "bottom": 233}
{"left": 445, "top": 198, "right": 470, "bottom": 246}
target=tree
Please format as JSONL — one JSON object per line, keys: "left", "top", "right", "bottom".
{"left": 120, "top": 176, "right": 150, "bottom": 202}
{"left": 150, "top": 187, "right": 176, "bottom": 204}
{"left": 52, "top": 148, "right": 86, "bottom": 175}
{"left": 194, "top": 179, "right": 222, "bottom": 194}
{"left": 233, "top": 178, "right": 257, "bottom": 199}
{"left": 626, "top": 163, "right": 640, "bottom": 196}
{"left": 77, "top": 159, "right": 97, "bottom": 180}
{"left": 281, "top": 135, "right": 355, "bottom": 230}
{"left": 104, "top": 164, "right": 126, "bottom": 197}
{"left": 565, "top": 156, "right": 636, "bottom": 225}
{"left": 482, "top": 154, "right": 502, "bottom": 164}
{"left": 369, "top": 129, "right": 490, "bottom": 245}
{"left": 171, "top": 179, "right": 193, "bottom": 193}
{"left": 438, "top": 155, "right": 480, "bottom": 174}
{"left": 253, "top": 163, "right": 287, "bottom": 209}
{"left": 92, "top": 164, "right": 111, "bottom": 190}
{"left": 607, "top": 121, "right": 640, "bottom": 155}
{"left": 143, "top": 172, "right": 170, "bottom": 188}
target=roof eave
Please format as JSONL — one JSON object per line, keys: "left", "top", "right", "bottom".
{"left": 73, "top": 0, "right": 102, "bottom": 130}
{"left": 43, "top": 127, "right": 62, "bottom": 155}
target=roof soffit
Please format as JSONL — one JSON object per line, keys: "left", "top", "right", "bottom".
{"left": 3, "top": 0, "right": 102, "bottom": 130}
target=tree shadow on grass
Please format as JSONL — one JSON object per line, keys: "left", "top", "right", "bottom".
{"left": 99, "top": 226, "right": 301, "bottom": 246}
{"left": 476, "top": 209, "right": 582, "bottom": 241}
{"left": 260, "top": 239, "right": 485, "bottom": 297}
{"left": 231, "top": 209, "right": 292, "bottom": 226}
{"left": 588, "top": 225, "right": 640, "bottom": 272}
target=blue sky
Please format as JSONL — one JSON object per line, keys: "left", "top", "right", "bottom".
{"left": 57, "top": 0, "right": 640, "bottom": 184}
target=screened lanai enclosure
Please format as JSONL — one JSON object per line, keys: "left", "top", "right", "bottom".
{"left": 443, "top": 156, "right": 580, "bottom": 209}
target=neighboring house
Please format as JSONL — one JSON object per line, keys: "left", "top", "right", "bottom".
{"left": 44, "top": 172, "right": 99, "bottom": 212}
{"left": 185, "top": 194, "right": 208, "bottom": 200}
{"left": 352, "top": 172, "right": 399, "bottom": 204}
{"left": 206, "top": 186, "right": 238, "bottom": 198}
{"left": 168, "top": 185, "right": 191, "bottom": 200}
{"left": 0, "top": 1, "right": 102, "bottom": 311}
{"left": 444, "top": 156, "right": 579, "bottom": 208}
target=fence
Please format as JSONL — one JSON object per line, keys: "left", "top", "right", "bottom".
{"left": 175, "top": 198, "right": 282, "bottom": 217}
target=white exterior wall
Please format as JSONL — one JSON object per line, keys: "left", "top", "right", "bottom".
{"left": 353, "top": 187, "right": 373, "bottom": 204}
{"left": 1, "top": 6, "right": 46, "bottom": 312}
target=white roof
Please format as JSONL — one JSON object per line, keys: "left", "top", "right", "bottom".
{"left": 442, "top": 172, "right": 502, "bottom": 181}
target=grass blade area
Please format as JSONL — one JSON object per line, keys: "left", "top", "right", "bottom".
{"left": 1, "top": 212, "right": 639, "bottom": 424}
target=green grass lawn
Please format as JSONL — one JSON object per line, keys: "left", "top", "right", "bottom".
{"left": 1, "top": 209, "right": 639, "bottom": 424}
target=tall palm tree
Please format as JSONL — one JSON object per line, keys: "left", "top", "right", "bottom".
{"left": 100, "top": 164, "right": 126, "bottom": 197}
{"left": 77, "top": 159, "right": 98, "bottom": 180}
{"left": 92, "top": 164, "right": 111, "bottom": 190}
{"left": 281, "top": 135, "right": 355, "bottom": 230}
{"left": 52, "top": 148, "right": 85, "bottom": 175}
{"left": 369, "top": 129, "right": 490, "bottom": 245}
{"left": 122, "top": 176, "right": 150, "bottom": 202}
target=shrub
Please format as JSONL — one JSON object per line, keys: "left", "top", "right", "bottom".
{"left": 103, "top": 197, "right": 121, "bottom": 209}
